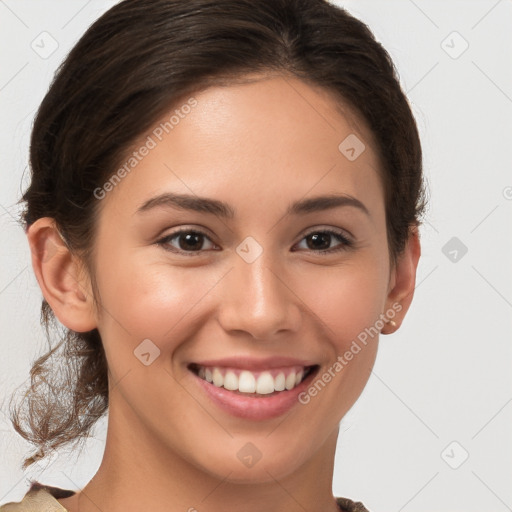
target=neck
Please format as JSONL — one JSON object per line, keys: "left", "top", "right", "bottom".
{"left": 63, "top": 402, "right": 341, "bottom": 512}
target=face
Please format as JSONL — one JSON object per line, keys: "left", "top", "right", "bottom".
{"left": 86, "top": 74, "right": 397, "bottom": 482}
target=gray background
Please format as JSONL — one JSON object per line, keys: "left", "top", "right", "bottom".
{"left": 1, "top": 1, "right": 511, "bottom": 511}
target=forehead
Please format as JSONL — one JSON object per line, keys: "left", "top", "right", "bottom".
{"left": 99, "top": 74, "right": 384, "bottom": 220}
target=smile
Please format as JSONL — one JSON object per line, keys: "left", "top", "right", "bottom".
{"left": 189, "top": 363, "right": 317, "bottom": 395}
{"left": 187, "top": 358, "right": 321, "bottom": 420}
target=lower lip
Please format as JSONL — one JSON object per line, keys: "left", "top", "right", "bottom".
{"left": 191, "top": 368, "right": 318, "bottom": 421}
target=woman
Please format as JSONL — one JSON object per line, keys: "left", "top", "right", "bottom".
{"left": 2, "top": 0, "right": 424, "bottom": 510}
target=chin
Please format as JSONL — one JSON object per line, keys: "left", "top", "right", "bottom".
{"left": 188, "top": 440, "right": 312, "bottom": 485}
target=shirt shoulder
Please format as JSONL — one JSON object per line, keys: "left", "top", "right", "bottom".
{"left": 0, "top": 482, "right": 74, "bottom": 512}
{"left": 0, "top": 484, "right": 368, "bottom": 512}
{"left": 336, "top": 496, "right": 370, "bottom": 512}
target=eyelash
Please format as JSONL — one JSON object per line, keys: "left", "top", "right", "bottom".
{"left": 295, "top": 229, "right": 354, "bottom": 255}
{"left": 156, "top": 227, "right": 354, "bottom": 256}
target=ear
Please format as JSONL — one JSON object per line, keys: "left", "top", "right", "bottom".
{"left": 26, "top": 217, "right": 97, "bottom": 332}
{"left": 381, "top": 225, "right": 421, "bottom": 334}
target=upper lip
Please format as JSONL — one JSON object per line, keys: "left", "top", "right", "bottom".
{"left": 189, "top": 356, "right": 318, "bottom": 371}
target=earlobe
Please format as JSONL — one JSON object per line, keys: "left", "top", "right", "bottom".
{"left": 27, "top": 217, "right": 97, "bottom": 332}
{"left": 382, "top": 225, "right": 421, "bottom": 334}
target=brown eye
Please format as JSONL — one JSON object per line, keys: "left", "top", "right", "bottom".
{"left": 158, "top": 229, "right": 217, "bottom": 254}
{"left": 177, "top": 232, "right": 205, "bottom": 251}
{"left": 294, "top": 229, "right": 353, "bottom": 254}
{"left": 306, "top": 232, "right": 331, "bottom": 250}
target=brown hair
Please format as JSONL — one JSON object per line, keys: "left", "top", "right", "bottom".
{"left": 10, "top": 0, "right": 425, "bottom": 469}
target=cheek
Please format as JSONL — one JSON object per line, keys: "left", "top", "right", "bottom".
{"left": 296, "top": 259, "right": 389, "bottom": 349}
{"left": 94, "top": 251, "right": 222, "bottom": 346}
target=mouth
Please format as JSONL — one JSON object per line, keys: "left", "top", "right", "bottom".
{"left": 188, "top": 363, "right": 319, "bottom": 397}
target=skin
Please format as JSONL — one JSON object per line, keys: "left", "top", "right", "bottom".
{"left": 28, "top": 74, "right": 420, "bottom": 512}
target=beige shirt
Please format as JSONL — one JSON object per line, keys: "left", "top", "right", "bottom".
{"left": 0, "top": 483, "right": 370, "bottom": 512}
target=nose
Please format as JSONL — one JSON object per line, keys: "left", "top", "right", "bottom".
{"left": 217, "top": 251, "right": 302, "bottom": 341}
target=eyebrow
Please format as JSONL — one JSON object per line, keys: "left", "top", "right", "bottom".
{"left": 136, "top": 192, "right": 370, "bottom": 218}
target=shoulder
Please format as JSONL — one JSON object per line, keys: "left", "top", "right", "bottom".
{"left": 336, "top": 496, "right": 371, "bottom": 512}
{"left": 0, "top": 486, "right": 368, "bottom": 512}
{"left": 0, "top": 482, "right": 74, "bottom": 512}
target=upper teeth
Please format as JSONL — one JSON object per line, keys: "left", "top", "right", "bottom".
{"left": 197, "top": 366, "right": 306, "bottom": 394}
